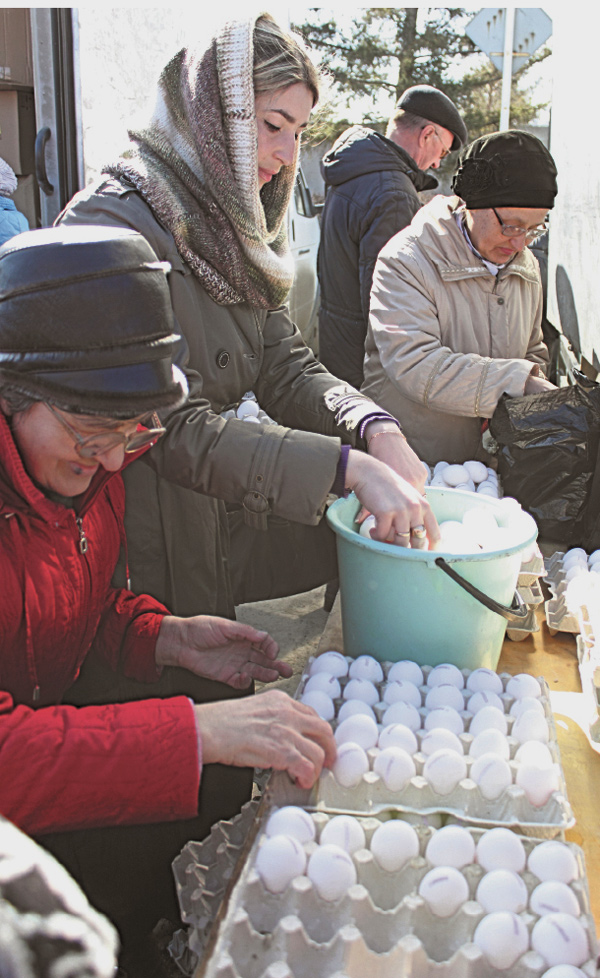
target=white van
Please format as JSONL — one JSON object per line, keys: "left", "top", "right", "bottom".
{"left": 287, "top": 168, "right": 322, "bottom": 352}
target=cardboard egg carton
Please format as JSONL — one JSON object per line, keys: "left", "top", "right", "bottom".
{"left": 544, "top": 552, "right": 581, "bottom": 633}
{"left": 292, "top": 661, "right": 573, "bottom": 833}
{"left": 197, "top": 818, "right": 598, "bottom": 978}
{"left": 517, "top": 546, "right": 545, "bottom": 588}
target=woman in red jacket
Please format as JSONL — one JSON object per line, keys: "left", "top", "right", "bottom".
{"left": 0, "top": 224, "right": 335, "bottom": 975}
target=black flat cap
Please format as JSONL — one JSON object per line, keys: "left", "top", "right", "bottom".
{"left": 396, "top": 85, "right": 468, "bottom": 150}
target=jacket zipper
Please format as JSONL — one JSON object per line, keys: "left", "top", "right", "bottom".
{"left": 75, "top": 516, "right": 88, "bottom": 553}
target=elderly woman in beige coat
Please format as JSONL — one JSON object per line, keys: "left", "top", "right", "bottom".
{"left": 362, "top": 130, "right": 558, "bottom": 466}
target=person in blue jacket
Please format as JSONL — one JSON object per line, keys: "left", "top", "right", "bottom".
{"left": 0, "top": 157, "right": 29, "bottom": 245}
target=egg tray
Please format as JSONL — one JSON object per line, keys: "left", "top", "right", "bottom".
{"left": 290, "top": 662, "right": 573, "bottom": 833}
{"left": 196, "top": 816, "right": 598, "bottom": 978}
{"left": 517, "top": 548, "right": 545, "bottom": 588}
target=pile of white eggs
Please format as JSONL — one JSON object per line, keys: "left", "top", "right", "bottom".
{"left": 427, "top": 460, "right": 500, "bottom": 498}
{"left": 558, "top": 547, "right": 600, "bottom": 615}
{"left": 254, "top": 809, "right": 590, "bottom": 972}
{"left": 220, "top": 391, "right": 277, "bottom": 427}
{"left": 300, "top": 652, "right": 561, "bottom": 809}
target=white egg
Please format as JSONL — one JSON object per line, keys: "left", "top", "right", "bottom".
{"left": 310, "top": 651, "right": 348, "bottom": 678}
{"left": 466, "top": 689, "right": 504, "bottom": 714}
{"left": 420, "top": 727, "right": 464, "bottom": 756}
{"left": 242, "top": 414, "right": 261, "bottom": 423}
{"left": 506, "top": 673, "right": 542, "bottom": 699}
{"left": 337, "top": 699, "right": 377, "bottom": 724}
{"left": 468, "top": 705, "right": 508, "bottom": 737}
{"left": 265, "top": 807, "right": 316, "bottom": 843}
{"left": 476, "top": 828, "right": 526, "bottom": 873}
{"left": 342, "top": 678, "right": 379, "bottom": 706}
{"left": 370, "top": 820, "right": 420, "bottom": 872}
{"left": 332, "top": 742, "right": 369, "bottom": 788}
{"left": 476, "top": 869, "right": 528, "bottom": 913}
{"left": 540, "top": 967, "right": 588, "bottom": 978}
{"left": 348, "top": 654, "right": 384, "bottom": 683}
{"left": 454, "top": 479, "right": 476, "bottom": 492}
{"left": 418, "top": 865, "right": 469, "bottom": 916}
{"left": 531, "top": 913, "right": 589, "bottom": 967}
{"left": 442, "top": 463, "right": 469, "bottom": 487}
{"left": 476, "top": 479, "right": 500, "bottom": 496}
{"left": 516, "top": 763, "right": 559, "bottom": 807}
{"left": 300, "top": 690, "right": 335, "bottom": 721}
{"left": 373, "top": 746, "right": 416, "bottom": 791}
{"left": 528, "top": 841, "right": 579, "bottom": 884}
{"left": 427, "top": 662, "right": 465, "bottom": 689}
{"left": 512, "top": 709, "right": 550, "bottom": 744}
{"left": 381, "top": 700, "right": 421, "bottom": 731}
{"left": 425, "top": 683, "right": 464, "bottom": 711}
{"left": 469, "top": 728, "right": 510, "bottom": 760}
{"left": 565, "top": 564, "right": 589, "bottom": 582}
{"left": 433, "top": 460, "right": 449, "bottom": 474}
{"left": 471, "top": 752, "right": 513, "bottom": 800}
{"left": 463, "top": 460, "right": 490, "bottom": 483}
{"left": 423, "top": 748, "right": 467, "bottom": 795}
{"left": 307, "top": 843, "right": 357, "bottom": 902}
{"left": 388, "top": 660, "right": 424, "bottom": 686}
{"left": 435, "top": 525, "right": 482, "bottom": 554}
{"left": 425, "top": 825, "right": 475, "bottom": 868}
{"left": 515, "top": 740, "right": 554, "bottom": 767}
{"left": 530, "top": 880, "right": 581, "bottom": 917}
{"left": 424, "top": 705, "right": 464, "bottom": 735}
{"left": 358, "top": 514, "right": 377, "bottom": 539}
{"left": 320, "top": 815, "right": 366, "bottom": 854}
{"left": 430, "top": 473, "right": 448, "bottom": 487}
{"left": 383, "top": 679, "right": 422, "bottom": 707}
{"left": 563, "top": 547, "right": 588, "bottom": 567}
{"left": 462, "top": 507, "right": 499, "bottom": 540}
{"left": 236, "top": 399, "right": 259, "bottom": 418}
{"left": 303, "top": 673, "right": 341, "bottom": 699}
{"left": 334, "top": 713, "right": 379, "bottom": 751}
{"left": 255, "top": 834, "right": 307, "bottom": 893}
{"left": 473, "top": 911, "right": 529, "bottom": 969}
{"left": 510, "top": 695, "right": 545, "bottom": 719}
{"left": 466, "top": 667, "right": 504, "bottom": 694}
{"left": 377, "top": 722, "right": 419, "bottom": 754}
{"left": 588, "top": 549, "right": 600, "bottom": 564}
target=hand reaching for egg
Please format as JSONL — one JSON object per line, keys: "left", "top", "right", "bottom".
{"left": 155, "top": 614, "right": 292, "bottom": 688}
{"left": 346, "top": 449, "right": 440, "bottom": 548}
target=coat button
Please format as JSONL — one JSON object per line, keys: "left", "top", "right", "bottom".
{"left": 216, "top": 349, "right": 230, "bottom": 369}
{"left": 497, "top": 297, "right": 505, "bottom": 305}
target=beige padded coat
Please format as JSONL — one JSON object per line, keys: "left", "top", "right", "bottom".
{"left": 362, "top": 195, "right": 549, "bottom": 465}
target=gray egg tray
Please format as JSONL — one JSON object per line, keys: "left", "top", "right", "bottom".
{"left": 289, "top": 661, "right": 573, "bottom": 834}
{"left": 544, "top": 552, "right": 582, "bottom": 634}
{"left": 196, "top": 816, "right": 598, "bottom": 978}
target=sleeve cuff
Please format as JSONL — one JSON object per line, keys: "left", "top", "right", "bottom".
{"left": 331, "top": 444, "right": 351, "bottom": 497}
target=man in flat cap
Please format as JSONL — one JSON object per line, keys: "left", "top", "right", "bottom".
{"left": 317, "top": 85, "right": 467, "bottom": 389}
{"left": 362, "top": 130, "right": 558, "bottom": 466}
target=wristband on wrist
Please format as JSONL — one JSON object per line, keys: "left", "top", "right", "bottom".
{"left": 366, "top": 428, "right": 407, "bottom": 450}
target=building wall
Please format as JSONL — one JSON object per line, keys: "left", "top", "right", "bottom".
{"left": 547, "top": 7, "right": 600, "bottom": 375}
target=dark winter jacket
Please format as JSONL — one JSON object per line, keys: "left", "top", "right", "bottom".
{"left": 318, "top": 126, "right": 437, "bottom": 389}
{"left": 0, "top": 413, "right": 200, "bottom": 836}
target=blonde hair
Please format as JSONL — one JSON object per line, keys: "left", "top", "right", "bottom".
{"left": 253, "top": 15, "right": 320, "bottom": 107}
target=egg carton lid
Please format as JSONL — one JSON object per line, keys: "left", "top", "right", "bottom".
{"left": 293, "top": 672, "right": 573, "bottom": 834}
{"left": 196, "top": 818, "right": 598, "bottom": 978}
{"left": 517, "top": 547, "right": 546, "bottom": 587}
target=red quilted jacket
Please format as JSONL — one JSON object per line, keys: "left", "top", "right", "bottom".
{"left": 0, "top": 414, "right": 200, "bottom": 835}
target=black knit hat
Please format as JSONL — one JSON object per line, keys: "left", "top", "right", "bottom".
{"left": 452, "top": 130, "right": 558, "bottom": 209}
{"left": 395, "top": 85, "right": 468, "bottom": 151}
{"left": 0, "top": 225, "right": 188, "bottom": 417}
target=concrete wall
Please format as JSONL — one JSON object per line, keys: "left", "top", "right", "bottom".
{"left": 547, "top": 8, "right": 600, "bottom": 375}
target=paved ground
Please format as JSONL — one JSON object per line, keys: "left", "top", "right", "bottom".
{"left": 235, "top": 585, "right": 329, "bottom": 697}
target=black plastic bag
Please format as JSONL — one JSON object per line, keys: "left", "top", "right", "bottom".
{"left": 489, "top": 372, "right": 600, "bottom": 545}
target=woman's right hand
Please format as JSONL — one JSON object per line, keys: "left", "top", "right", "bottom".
{"left": 193, "top": 690, "right": 337, "bottom": 789}
{"left": 345, "top": 449, "right": 440, "bottom": 550}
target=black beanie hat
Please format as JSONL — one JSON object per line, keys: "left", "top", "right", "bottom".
{"left": 0, "top": 225, "right": 188, "bottom": 418}
{"left": 395, "top": 84, "right": 468, "bottom": 151}
{"left": 452, "top": 130, "right": 558, "bottom": 209}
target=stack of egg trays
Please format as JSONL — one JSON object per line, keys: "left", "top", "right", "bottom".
{"left": 281, "top": 659, "right": 574, "bottom": 835}
{"left": 506, "top": 547, "right": 546, "bottom": 642}
{"left": 574, "top": 600, "right": 600, "bottom": 747}
{"left": 196, "top": 815, "right": 599, "bottom": 978}
{"left": 544, "top": 552, "right": 581, "bottom": 634}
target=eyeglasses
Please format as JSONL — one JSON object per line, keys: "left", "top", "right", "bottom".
{"left": 491, "top": 207, "right": 548, "bottom": 243}
{"left": 46, "top": 403, "right": 166, "bottom": 459}
{"left": 430, "top": 125, "right": 453, "bottom": 160}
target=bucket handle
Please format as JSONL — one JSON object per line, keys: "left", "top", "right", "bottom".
{"left": 434, "top": 557, "right": 530, "bottom": 623}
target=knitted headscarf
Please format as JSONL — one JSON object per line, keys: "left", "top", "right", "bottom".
{"left": 0, "top": 158, "right": 18, "bottom": 198}
{"left": 106, "top": 15, "right": 300, "bottom": 307}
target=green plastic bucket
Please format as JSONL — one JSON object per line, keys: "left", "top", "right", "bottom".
{"left": 326, "top": 487, "right": 537, "bottom": 670}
